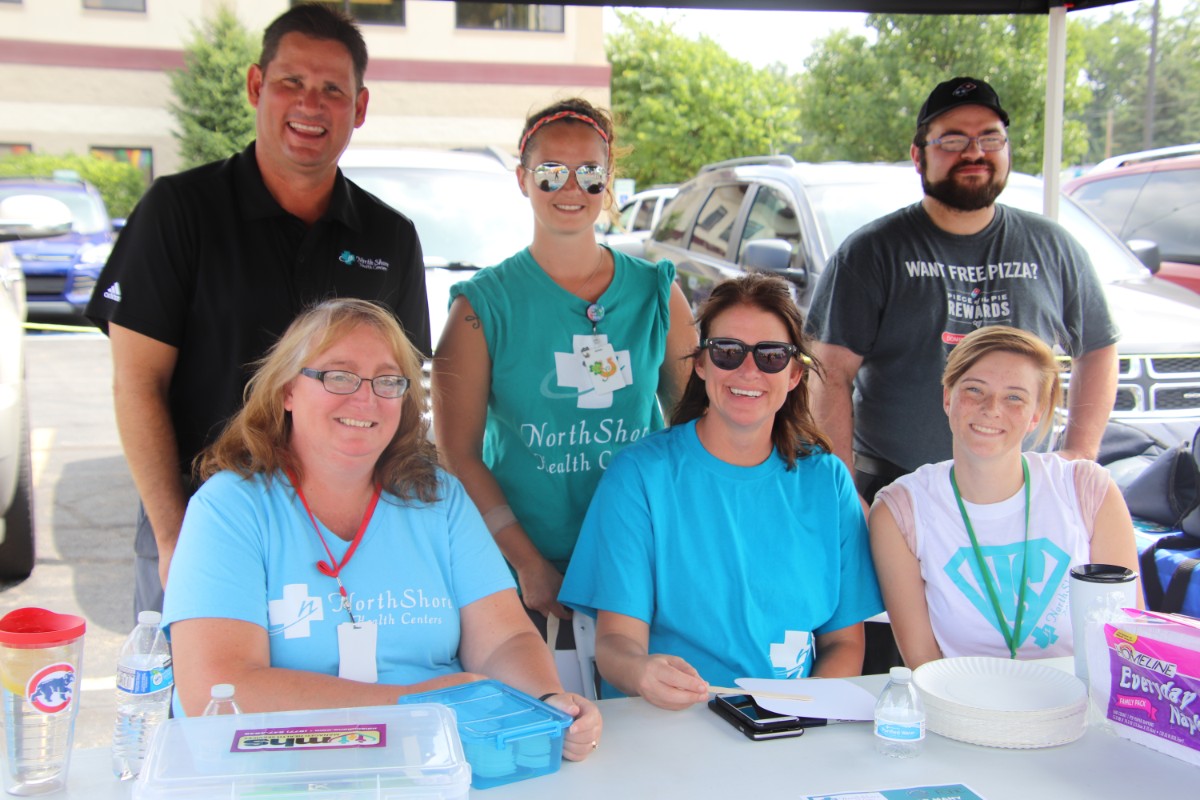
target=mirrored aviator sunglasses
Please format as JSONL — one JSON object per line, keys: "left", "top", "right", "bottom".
{"left": 702, "top": 338, "right": 798, "bottom": 374}
{"left": 527, "top": 162, "right": 608, "bottom": 194}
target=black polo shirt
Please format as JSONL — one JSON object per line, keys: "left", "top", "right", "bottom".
{"left": 87, "top": 142, "right": 430, "bottom": 473}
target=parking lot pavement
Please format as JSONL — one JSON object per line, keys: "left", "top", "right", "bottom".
{"left": 0, "top": 332, "right": 136, "bottom": 751}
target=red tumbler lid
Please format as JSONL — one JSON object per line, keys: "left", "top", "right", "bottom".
{"left": 0, "top": 607, "right": 86, "bottom": 645}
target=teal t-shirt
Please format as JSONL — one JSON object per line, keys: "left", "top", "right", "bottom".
{"left": 560, "top": 420, "right": 884, "bottom": 692}
{"left": 450, "top": 246, "right": 675, "bottom": 571}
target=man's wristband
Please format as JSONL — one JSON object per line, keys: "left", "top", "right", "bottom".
{"left": 538, "top": 692, "right": 558, "bottom": 702}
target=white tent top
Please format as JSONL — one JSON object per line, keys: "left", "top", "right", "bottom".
{"left": 559, "top": 1, "right": 1123, "bottom": 10}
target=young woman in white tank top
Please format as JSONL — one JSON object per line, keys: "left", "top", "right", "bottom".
{"left": 869, "top": 325, "right": 1140, "bottom": 668}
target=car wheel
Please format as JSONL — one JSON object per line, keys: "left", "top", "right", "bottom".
{"left": 0, "top": 406, "right": 35, "bottom": 582}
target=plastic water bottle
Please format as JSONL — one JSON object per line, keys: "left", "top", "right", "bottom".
{"left": 111, "top": 611, "right": 174, "bottom": 780}
{"left": 874, "top": 666, "right": 924, "bottom": 758}
{"left": 202, "top": 684, "right": 242, "bottom": 716}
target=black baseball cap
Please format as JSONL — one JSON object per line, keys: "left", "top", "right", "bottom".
{"left": 917, "top": 77, "right": 1010, "bottom": 127}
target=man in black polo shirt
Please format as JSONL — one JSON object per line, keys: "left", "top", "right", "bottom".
{"left": 87, "top": 4, "right": 430, "bottom": 618}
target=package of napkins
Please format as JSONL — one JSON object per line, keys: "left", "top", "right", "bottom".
{"left": 1086, "top": 607, "right": 1200, "bottom": 766}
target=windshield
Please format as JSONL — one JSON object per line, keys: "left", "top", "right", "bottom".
{"left": 807, "top": 176, "right": 1147, "bottom": 283}
{"left": 0, "top": 186, "right": 107, "bottom": 234}
{"left": 341, "top": 166, "right": 533, "bottom": 268}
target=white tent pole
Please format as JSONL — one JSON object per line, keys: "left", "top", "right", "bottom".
{"left": 1042, "top": 1, "right": 1068, "bottom": 220}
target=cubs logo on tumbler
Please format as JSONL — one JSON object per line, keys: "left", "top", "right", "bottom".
{"left": 26, "top": 663, "right": 76, "bottom": 715}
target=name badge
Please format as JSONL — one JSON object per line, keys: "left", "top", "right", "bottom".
{"left": 579, "top": 340, "right": 626, "bottom": 395}
{"left": 337, "top": 621, "right": 378, "bottom": 683}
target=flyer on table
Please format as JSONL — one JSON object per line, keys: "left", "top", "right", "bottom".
{"left": 805, "top": 784, "right": 985, "bottom": 800}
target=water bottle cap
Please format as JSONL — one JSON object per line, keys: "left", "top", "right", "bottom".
{"left": 889, "top": 666, "right": 913, "bottom": 682}
{"left": 210, "top": 683, "right": 235, "bottom": 700}
{"left": 137, "top": 610, "right": 162, "bottom": 625}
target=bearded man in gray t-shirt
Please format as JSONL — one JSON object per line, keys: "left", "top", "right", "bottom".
{"left": 806, "top": 77, "right": 1119, "bottom": 505}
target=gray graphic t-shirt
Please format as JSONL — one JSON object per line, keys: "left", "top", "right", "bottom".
{"left": 806, "top": 202, "right": 1119, "bottom": 471}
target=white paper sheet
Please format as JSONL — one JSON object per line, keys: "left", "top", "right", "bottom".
{"left": 734, "top": 677, "right": 876, "bottom": 721}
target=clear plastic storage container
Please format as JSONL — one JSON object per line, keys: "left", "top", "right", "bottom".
{"left": 132, "top": 703, "right": 468, "bottom": 799}
{"left": 397, "top": 680, "right": 573, "bottom": 790}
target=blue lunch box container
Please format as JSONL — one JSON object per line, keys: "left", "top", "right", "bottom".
{"left": 397, "top": 680, "right": 574, "bottom": 789}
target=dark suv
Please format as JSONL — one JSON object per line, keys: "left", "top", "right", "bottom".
{"left": 0, "top": 175, "right": 119, "bottom": 315}
{"left": 1063, "top": 153, "right": 1200, "bottom": 295}
{"left": 644, "top": 156, "right": 1200, "bottom": 434}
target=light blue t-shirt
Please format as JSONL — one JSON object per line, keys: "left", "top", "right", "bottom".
{"left": 162, "top": 469, "right": 515, "bottom": 714}
{"left": 559, "top": 420, "right": 883, "bottom": 692}
{"left": 450, "top": 246, "right": 674, "bottom": 571}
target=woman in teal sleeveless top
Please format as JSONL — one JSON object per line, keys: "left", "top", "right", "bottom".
{"left": 432, "top": 98, "right": 696, "bottom": 643}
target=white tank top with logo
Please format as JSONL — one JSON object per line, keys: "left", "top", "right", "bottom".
{"left": 879, "top": 452, "right": 1100, "bottom": 659}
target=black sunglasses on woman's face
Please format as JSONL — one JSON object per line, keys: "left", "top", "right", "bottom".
{"left": 701, "top": 338, "right": 798, "bottom": 374}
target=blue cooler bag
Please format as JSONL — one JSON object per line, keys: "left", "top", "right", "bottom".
{"left": 1139, "top": 532, "right": 1200, "bottom": 619}
{"left": 1124, "top": 426, "right": 1200, "bottom": 619}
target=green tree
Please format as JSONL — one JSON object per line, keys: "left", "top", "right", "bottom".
{"left": 169, "top": 6, "right": 258, "bottom": 170}
{"left": 607, "top": 12, "right": 804, "bottom": 188}
{"left": 0, "top": 153, "right": 146, "bottom": 219}
{"left": 797, "top": 14, "right": 1092, "bottom": 175}
{"left": 1075, "top": 1, "right": 1200, "bottom": 163}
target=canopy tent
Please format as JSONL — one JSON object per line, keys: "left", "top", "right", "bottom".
{"left": 509, "top": 0, "right": 1137, "bottom": 216}
{"left": 547, "top": 1, "right": 1123, "bottom": 10}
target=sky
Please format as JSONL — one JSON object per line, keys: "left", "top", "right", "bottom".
{"left": 603, "top": 7, "right": 868, "bottom": 73}
{"left": 604, "top": 2, "right": 1185, "bottom": 75}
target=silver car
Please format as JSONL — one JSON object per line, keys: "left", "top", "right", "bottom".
{"left": 338, "top": 147, "right": 534, "bottom": 350}
{"left": 598, "top": 186, "right": 678, "bottom": 259}
{"left": 0, "top": 194, "right": 72, "bottom": 581}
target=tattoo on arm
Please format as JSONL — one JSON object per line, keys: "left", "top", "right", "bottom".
{"left": 465, "top": 313, "right": 480, "bottom": 330}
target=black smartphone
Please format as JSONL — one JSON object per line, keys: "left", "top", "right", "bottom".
{"left": 709, "top": 694, "right": 819, "bottom": 741}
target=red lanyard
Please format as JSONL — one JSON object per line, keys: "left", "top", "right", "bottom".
{"left": 288, "top": 470, "right": 381, "bottom": 624}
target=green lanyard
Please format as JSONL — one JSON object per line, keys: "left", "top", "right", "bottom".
{"left": 949, "top": 456, "right": 1031, "bottom": 659}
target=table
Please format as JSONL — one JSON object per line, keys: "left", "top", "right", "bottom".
{"left": 11, "top": 670, "right": 1197, "bottom": 799}
{"left": 487, "top": 687, "right": 1198, "bottom": 799}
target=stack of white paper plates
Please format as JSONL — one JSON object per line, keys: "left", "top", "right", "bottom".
{"left": 912, "top": 657, "right": 1088, "bottom": 749}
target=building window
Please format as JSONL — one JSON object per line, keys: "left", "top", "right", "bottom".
{"left": 296, "top": 1, "right": 405, "bottom": 26}
{"left": 456, "top": 4, "right": 564, "bottom": 32}
{"left": 91, "top": 146, "right": 154, "bottom": 183}
{"left": 82, "top": 0, "right": 146, "bottom": 11}
{"left": 0, "top": 143, "right": 31, "bottom": 159}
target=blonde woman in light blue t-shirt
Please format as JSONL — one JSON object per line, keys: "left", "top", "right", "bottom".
{"left": 165, "top": 299, "right": 601, "bottom": 761}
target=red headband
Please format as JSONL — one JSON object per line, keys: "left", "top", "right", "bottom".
{"left": 519, "top": 110, "right": 610, "bottom": 157}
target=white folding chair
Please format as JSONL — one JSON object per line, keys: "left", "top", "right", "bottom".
{"left": 572, "top": 613, "right": 599, "bottom": 700}
{"left": 544, "top": 614, "right": 583, "bottom": 696}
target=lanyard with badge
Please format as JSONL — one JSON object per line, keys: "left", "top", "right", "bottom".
{"left": 289, "top": 470, "right": 382, "bottom": 683}
{"left": 576, "top": 298, "right": 627, "bottom": 396}
{"left": 949, "top": 456, "right": 1031, "bottom": 659}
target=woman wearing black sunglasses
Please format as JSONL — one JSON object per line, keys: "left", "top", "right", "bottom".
{"left": 560, "top": 274, "right": 883, "bottom": 709}
{"left": 432, "top": 98, "right": 696, "bottom": 655}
